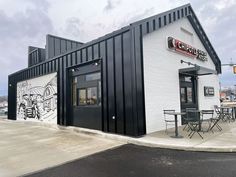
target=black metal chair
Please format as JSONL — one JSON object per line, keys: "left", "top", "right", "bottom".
{"left": 163, "top": 110, "right": 176, "bottom": 134}
{"left": 201, "top": 110, "right": 214, "bottom": 133}
{"left": 209, "top": 105, "right": 223, "bottom": 132}
{"left": 185, "top": 109, "right": 203, "bottom": 139}
{"left": 221, "top": 107, "right": 233, "bottom": 122}
{"left": 183, "top": 108, "right": 197, "bottom": 131}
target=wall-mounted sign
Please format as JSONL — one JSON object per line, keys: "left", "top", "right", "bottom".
{"left": 167, "top": 37, "right": 207, "bottom": 61}
{"left": 204, "top": 86, "right": 214, "bottom": 96}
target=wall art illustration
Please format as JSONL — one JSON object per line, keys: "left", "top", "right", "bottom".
{"left": 16, "top": 72, "right": 57, "bottom": 124}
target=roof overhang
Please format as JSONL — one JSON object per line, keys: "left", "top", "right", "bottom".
{"left": 179, "top": 65, "right": 217, "bottom": 76}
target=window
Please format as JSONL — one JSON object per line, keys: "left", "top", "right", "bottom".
{"left": 181, "top": 87, "right": 186, "bottom": 103}
{"left": 87, "top": 87, "right": 97, "bottom": 105}
{"left": 187, "top": 87, "right": 193, "bottom": 103}
{"left": 72, "top": 71, "right": 101, "bottom": 107}
{"left": 78, "top": 89, "right": 86, "bottom": 105}
{"left": 86, "top": 72, "right": 101, "bottom": 81}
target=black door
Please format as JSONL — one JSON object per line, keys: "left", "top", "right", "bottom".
{"left": 179, "top": 74, "right": 198, "bottom": 124}
{"left": 70, "top": 62, "right": 102, "bottom": 130}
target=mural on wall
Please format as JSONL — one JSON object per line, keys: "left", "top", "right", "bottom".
{"left": 16, "top": 72, "right": 57, "bottom": 124}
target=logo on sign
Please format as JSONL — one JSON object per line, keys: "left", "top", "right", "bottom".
{"left": 167, "top": 37, "right": 207, "bottom": 61}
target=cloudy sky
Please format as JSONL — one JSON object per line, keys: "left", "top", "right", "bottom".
{"left": 0, "top": 0, "right": 235, "bottom": 95}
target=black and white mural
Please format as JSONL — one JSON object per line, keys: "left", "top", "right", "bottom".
{"left": 16, "top": 72, "right": 57, "bottom": 124}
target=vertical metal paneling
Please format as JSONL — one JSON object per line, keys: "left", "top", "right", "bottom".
{"left": 63, "top": 56, "right": 68, "bottom": 125}
{"left": 93, "top": 44, "right": 99, "bottom": 59}
{"left": 87, "top": 46, "right": 93, "bottom": 61}
{"left": 66, "top": 41, "right": 71, "bottom": 51}
{"left": 49, "top": 36, "right": 55, "bottom": 59}
{"left": 55, "top": 38, "right": 60, "bottom": 56}
{"left": 67, "top": 54, "right": 71, "bottom": 67}
{"left": 72, "top": 42, "right": 77, "bottom": 49}
{"left": 114, "top": 35, "right": 124, "bottom": 134}
{"left": 136, "top": 26, "right": 148, "bottom": 135}
{"left": 107, "top": 38, "right": 116, "bottom": 132}
{"left": 82, "top": 48, "right": 87, "bottom": 63}
{"left": 123, "top": 31, "right": 134, "bottom": 135}
{"left": 61, "top": 40, "right": 66, "bottom": 54}
{"left": 72, "top": 52, "right": 76, "bottom": 66}
{"left": 99, "top": 41, "right": 108, "bottom": 132}
{"left": 76, "top": 51, "right": 81, "bottom": 64}
{"left": 59, "top": 57, "right": 64, "bottom": 125}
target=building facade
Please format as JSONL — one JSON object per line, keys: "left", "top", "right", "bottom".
{"left": 8, "top": 4, "right": 221, "bottom": 136}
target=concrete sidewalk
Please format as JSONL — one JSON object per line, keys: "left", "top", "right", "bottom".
{"left": 0, "top": 119, "right": 123, "bottom": 177}
{"left": 56, "top": 120, "right": 236, "bottom": 152}
{"left": 6, "top": 118, "right": 236, "bottom": 152}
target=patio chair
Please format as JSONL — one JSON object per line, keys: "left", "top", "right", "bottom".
{"left": 183, "top": 108, "right": 197, "bottom": 131}
{"left": 163, "top": 110, "right": 176, "bottom": 134}
{"left": 209, "top": 105, "right": 223, "bottom": 132}
{"left": 221, "top": 107, "right": 233, "bottom": 123}
{"left": 201, "top": 110, "right": 214, "bottom": 133}
{"left": 185, "top": 109, "right": 203, "bottom": 139}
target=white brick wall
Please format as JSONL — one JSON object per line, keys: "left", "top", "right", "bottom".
{"left": 143, "top": 17, "right": 220, "bottom": 134}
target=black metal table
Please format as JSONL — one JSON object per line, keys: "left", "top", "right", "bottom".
{"left": 165, "top": 112, "right": 186, "bottom": 138}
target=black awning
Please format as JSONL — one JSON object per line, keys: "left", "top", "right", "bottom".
{"left": 179, "top": 65, "right": 217, "bottom": 76}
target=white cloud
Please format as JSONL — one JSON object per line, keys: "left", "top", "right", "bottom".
{"left": 0, "top": 0, "right": 235, "bottom": 95}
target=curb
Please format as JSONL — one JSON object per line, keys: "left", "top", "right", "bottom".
{"left": 2, "top": 118, "right": 236, "bottom": 152}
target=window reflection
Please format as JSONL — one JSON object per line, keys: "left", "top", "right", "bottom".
{"left": 87, "top": 87, "right": 97, "bottom": 105}
{"left": 79, "top": 89, "right": 86, "bottom": 105}
{"left": 72, "top": 71, "right": 101, "bottom": 106}
{"left": 187, "top": 87, "right": 193, "bottom": 103}
{"left": 181, "top": 87, "right": 186, "bottom": 103}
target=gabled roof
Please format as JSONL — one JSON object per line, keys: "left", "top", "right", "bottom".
{"left": 72, "top": 3, "right": 221, "bottom": 73}
{"left": 10, "top": 3, "right": 221, "bottom": 76}
{"left": 129, "top": 3, "right": 221, "bottom": 73}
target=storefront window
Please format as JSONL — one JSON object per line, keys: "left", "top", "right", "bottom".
{"left": 187, "top": 87, "right": 193, "bottom": 103}
{"left": 78, "top": 89, "right": 86, "bottom": 105}
{"left": 72, "top": 71, "right": 101, "bottom": 106}
{"left": 87, "top": 87, "right": 97, "bottom": 105}
{"left": 180, "top": 87, "right": 186, "bottom": 103}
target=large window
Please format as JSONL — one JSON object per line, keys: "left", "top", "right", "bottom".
{"left": 72, "top": 71, "right": 101, "bottom": 106}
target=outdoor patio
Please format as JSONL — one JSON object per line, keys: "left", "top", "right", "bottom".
{"left": 139, "top": 120, "right": 236, "bottom": 151}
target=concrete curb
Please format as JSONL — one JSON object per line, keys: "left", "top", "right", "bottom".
{"left": 3, "top": 119, "right": 236, "bottom": 152}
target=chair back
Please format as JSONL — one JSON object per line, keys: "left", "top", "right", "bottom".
{"left": 163, "top": 110, "right": 175, "bottom": 121}
{"left": 186, "top": 108, "right": 199, "bottom": 122}
{"left": 201, "top": 110, "right": 214, "bottom": 120}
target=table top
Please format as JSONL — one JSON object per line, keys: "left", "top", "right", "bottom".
{"left": 165, "top": 112, "right": 186, "bottom": 115}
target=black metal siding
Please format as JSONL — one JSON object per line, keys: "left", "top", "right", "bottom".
{"left": 8, "top": 29, "right": 146, "bottom": 136}
{"left": 46, "top": 35, "right": 83, "bottom": 60}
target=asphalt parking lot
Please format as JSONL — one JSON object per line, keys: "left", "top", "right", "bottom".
{"left": 25, "top": 144, "right": 236, "bottom": 177}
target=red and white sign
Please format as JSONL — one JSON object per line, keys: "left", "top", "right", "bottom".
{"left": 167, "top": 37, "right": 207, "bottom": 61}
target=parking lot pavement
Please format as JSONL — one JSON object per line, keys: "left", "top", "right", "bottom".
{"left": 25, "top": 144, "right": 236, "bottom": 177}
{"left": 0, "top": 119, "right": 123, "bottom": 177}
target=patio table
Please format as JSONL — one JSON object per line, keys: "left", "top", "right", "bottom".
{"left": 164, "top": 112, "right": 186, "bottom": 138}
